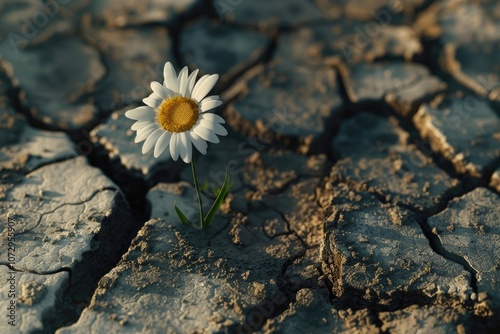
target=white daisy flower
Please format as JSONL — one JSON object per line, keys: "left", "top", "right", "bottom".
{"left": 125, "top": 62, "right": 227, "bottom": 163}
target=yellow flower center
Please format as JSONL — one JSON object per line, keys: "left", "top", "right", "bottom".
{"left": 156, "top": 96, "right": 199, "bottom": 133}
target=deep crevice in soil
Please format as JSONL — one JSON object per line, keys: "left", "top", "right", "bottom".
{"left": 47, "top": 139, "right": 153, "bottom": 333}
{"left": 40, "top": 185, "right": 136, "bottom": 333}
{"left": 415, "top": 214, "right": 479, "bottom": 293}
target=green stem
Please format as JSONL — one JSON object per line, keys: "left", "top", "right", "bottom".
{"left": 191, "top": 157, "right": 204, "bottom": 228}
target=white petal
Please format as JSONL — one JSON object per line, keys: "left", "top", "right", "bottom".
{"left": 185, "top": 138, "right": 192, "bottom": 163}
{"left": 190, "top": 74, "right": 209, "bottom": 102}
{"left": 151, "top": 81, "right": 167, "bottom": 99}
{"left": 142, "top": 129, "right": 163, "bottom": 154}
{"left": 186, "top": 69, "right": 199, "bottom": 97}
{"left": 163, "top": 62, "right": 179, "bottom": 93}
{"left": 200, "top": 112, "right": 225, "bottom": 124}
{"left": 136, "top": 123, "right": 158, "bottom": 137}
{"left": 200, "top": 99, "right": 223, "bottom": 112}
{"left": 131, "top": 120, "right": 152, "bottom": 131}
{"left": 192, "top": 74, "right": 219, "bottom": 103}
{"left": 189, "top": 130, "right": 207, "bottom": 155}
{"left": 179, "top": 132, "right": 192, "bottom": 163}
{"left": 200, "top": 119, "right": 228, "bottom": 136}
{"left": 154, "top": 131, "right": 172, "bottom": 158}
{"left": 199, "top": 118, "right": 215, "bottom": 130}
{"left": 177, "top": 66, "right": 189, "bottom": 97}
{"left": 193, "top": 124, "right": 220, "bottom": 144}
{"left": 200, "top": 95, "right": 219, "bottom": 103}
{"left": 214, "top": 123, "right": 228, "bottom": 136}
{"left": 178, "top": 132, "right": 188, "bottom": 163}
{"left": 135, "top": 124, "right": 159, "bottom": 143}
{"left": 143, "top": 96, "right": 161, "bottom": 108}
{"left": 125, "top": 106, "right": 155, "bottom": 120}
{"left": 212, "top": 123, "right": 228, "bottom": 136}
{"left": 169, "top": 133, "right": 180, "bottom": 161}
{"left": 161, "top": 88, "right": 179, "bottom": 100}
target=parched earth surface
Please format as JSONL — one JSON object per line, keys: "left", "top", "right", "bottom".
{"left": 0, "top": 0, "right": 499, "bottom": 333}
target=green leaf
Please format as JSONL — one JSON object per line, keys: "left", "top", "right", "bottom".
{"left": 202, "top": 168, "right": 231, "bottom": 228}
{"left": 212, "top": 179, "right": 234, "bottom": 198}
{"left": 174, "top": 204, "right": 190, "bottom": 225}
{"left": 212, "top": 186, "right": 223, "bottom": 198}
{"left": 199, "top": 181, "right": 209, "bottom": 192}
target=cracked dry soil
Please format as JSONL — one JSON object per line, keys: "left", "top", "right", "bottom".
{"left": 0, "top": 0, "right": 499, "bottom": 333}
